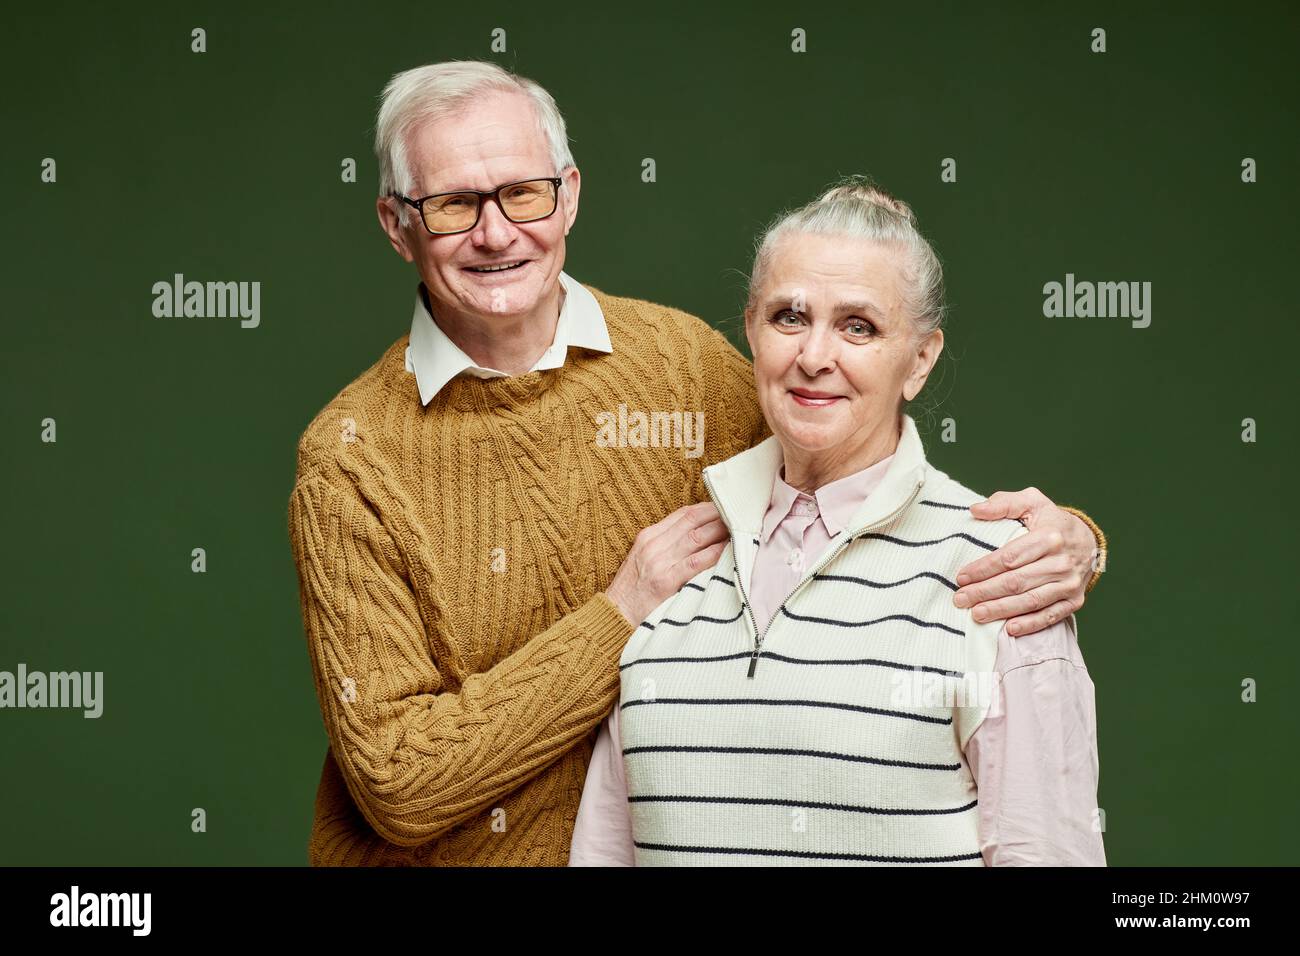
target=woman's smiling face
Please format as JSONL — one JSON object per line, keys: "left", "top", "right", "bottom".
{"left": 745, "top": 232, "right": 943, "bottom": 484}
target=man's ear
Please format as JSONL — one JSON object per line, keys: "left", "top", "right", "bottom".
{"left": 376, "top": 196, "right": 416, "bottom": 263}
{"left": 561, "top": 165, "right": 581, "bottom": 236}
{"left": 902, "top": 328, "right": 944, "bottom": 402}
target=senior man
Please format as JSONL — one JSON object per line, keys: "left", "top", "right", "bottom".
{"left": 286, "top": 60, "right": 1107, "bottom": 866}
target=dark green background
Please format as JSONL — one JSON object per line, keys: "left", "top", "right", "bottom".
{"left": 2, "top": 0, "right": 1296, "bottom": 865}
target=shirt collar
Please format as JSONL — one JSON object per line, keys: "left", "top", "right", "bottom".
{"left": 704, "top": 414, "right": 929, "bottom": 541}
{"left": 759, "top": 475, "right": 805, "bottom": 545}
{"left": 404, "top": 270, "right": 613, "bottom": 406}
{"left": 759, "top": 452, "right": 896, "bottom": 544}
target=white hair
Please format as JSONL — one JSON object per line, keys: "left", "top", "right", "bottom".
{"left": 746, "top": 175, "right": 947, "bottom": 339}
{"left": 373, "top": 60, "right": 576, "bottom": 227}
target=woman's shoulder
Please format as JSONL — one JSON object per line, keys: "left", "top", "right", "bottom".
{"left": 912, "top": 466, "right": 1028, "bottom": 550}
{"left": 617, "top": 547, "right": 741, "bottom": 663}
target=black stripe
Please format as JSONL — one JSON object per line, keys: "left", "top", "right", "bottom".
{"left": 623, "top": 745, "right": 960, "bottom": 772}
{"left": 780, "top": 606, "right": 964, "bottom": 637}
{"left": 681, "top": 574, "right": 737, "bottom": 590}
{"left": 620, "top": 697, "right": 951, "bottom": 726}
{"left": 632, "top": 842, "right": 982, "bottom": 864}
{"left": 855, "top": 530, "right": 998, "bottom": 552}
{"left": 619, "top": 650, "right": 960, "bottom": 678}
{"left": 760, "top": 652, "right": 960, "bottom": 676}
{"left": 628, "top": 794, "right": 978, "bottom": 816}
{"left": 920, "top": 499, "right": 975, "bottom": 511}
{"left": 637, "top": 621, "right": 655, "bottom": 631}
{"left": 813, "top": 570, "right": 958, "bottom": 592}
{"left": 654, "top": 608, "right": 746, "bottom": 628}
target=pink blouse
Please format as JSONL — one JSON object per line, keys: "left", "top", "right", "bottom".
{"left": 570, "top": 457, "right": 1106, "bottom": 866}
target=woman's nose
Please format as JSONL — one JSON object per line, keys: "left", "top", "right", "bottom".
{"left": 797, "top": 330, "right": 837, "bottom": 376}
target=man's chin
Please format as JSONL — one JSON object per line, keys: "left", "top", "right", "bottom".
{"left": 459, "top": 293, "right": 542, "bottom": 321}
{"left": 449, "top": 270, "right": 552, "bottom": 317}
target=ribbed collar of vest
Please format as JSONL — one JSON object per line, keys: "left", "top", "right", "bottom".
{"left": 703, "top": 413, "right": 930, "bottom": 539}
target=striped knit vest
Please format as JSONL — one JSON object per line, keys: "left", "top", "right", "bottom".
{"left": 617, "top": 415, "right": 1027, "bottom": 866}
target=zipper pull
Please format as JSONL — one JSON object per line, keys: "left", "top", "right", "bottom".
{"left": 747, "top": 649, "right": 760, "bottom": 679}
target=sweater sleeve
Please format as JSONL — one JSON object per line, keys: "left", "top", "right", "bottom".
{"left": 1059, "top": 505, "right": 1107, "bottom": 594}
{"left": 287, "top": 474, "right": 635, "bottom": 848}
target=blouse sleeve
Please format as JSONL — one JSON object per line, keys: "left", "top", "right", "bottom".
{"left": 965, "top": 615, "right": 1107, "bottom": 866}
{"left": 568, "top": 704, "right": 637, "bottom": 866}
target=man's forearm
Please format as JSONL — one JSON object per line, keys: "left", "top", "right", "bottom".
{"left": 290, "top": 475, "right": 635, "bottom": 848}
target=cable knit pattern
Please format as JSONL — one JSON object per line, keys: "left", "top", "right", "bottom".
{"left": 287, "top": 284, "right": 770, "bottom": 866}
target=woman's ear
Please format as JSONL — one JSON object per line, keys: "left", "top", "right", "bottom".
{"left": 743, "top": 306, "right": 757, "bottom": 357}
{"left": 902, "top": 329, "right": 944, "bottom": 402}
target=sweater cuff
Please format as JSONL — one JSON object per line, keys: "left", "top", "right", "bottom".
{"left": 1060, "top": 505, "right": 1107, "bottom": 594}
{"left": 583, "top": 591, "right": 638, "bottom": 660}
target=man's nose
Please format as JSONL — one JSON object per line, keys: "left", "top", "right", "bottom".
{"left": 470, "top": 197, "right": 518, "bottom": 250}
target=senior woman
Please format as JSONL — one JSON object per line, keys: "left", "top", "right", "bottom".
{"left": 569, "top": 179, "right": 1105, "bottom": 866}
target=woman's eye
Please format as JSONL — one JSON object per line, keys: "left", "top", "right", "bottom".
{"left": 845, "top": 320, "right": 875, "bottom": 337}
{"left": 772, "top": 309, "right": 802, "bottom": 327}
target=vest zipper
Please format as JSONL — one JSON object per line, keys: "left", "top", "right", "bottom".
{"left": 704, "top": 468, "right": 925, "bottom": 679}
{"left": 701, "top": 469, "right": 764, "bottom": 673}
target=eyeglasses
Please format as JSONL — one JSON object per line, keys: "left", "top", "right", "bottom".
{"left": 390, "top": 176, "right": 564, "bottom": 235}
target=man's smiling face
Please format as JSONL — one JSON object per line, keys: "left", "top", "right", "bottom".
{"left": 381, "top": 88, "right": 581, "bottom": 322}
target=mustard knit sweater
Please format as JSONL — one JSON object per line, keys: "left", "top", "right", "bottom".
{"left": 287, "top": 284, "right": 769, "bottom": 866}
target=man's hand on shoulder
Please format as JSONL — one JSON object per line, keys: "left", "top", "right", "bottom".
{"left": 953, "top": 487, "right": 1103, "bottom": 637}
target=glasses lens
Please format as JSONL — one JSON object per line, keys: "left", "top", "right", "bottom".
{"left": 499, "top": 180, "right": 557, "bottom": 222}
{"left": 423, "top": 193, "right": 480, "bottom": 234}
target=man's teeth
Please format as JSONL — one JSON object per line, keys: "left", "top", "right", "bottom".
{"left": 469, "top": 261, "right": 526, "bottom": 272}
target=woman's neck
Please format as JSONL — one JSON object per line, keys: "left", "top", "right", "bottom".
{"left": 780, "top": 416, "right": 901, "bottom": 494}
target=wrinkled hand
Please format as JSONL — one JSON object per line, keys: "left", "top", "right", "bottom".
{"left": 953, "top": 487, "right": 1096, "bottom": 637}
{"left": 605, "top": 501, "right": 729, "bottom": 628}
